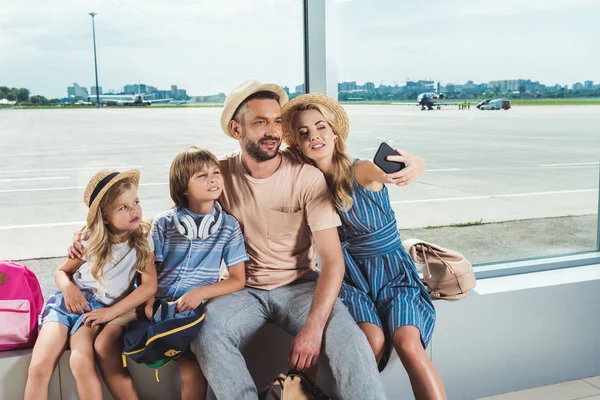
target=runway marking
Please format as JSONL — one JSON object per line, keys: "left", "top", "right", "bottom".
{"left": 425, "top": 165, "right": 599, "bottom": 173}
{"left": 391, "top": 189, "right": 597, "bottom": 204}
{"left": 0, "top": 182, "right": 168, "bottom": 194}
{"left": 0, "top": 221, "right": 85, "bottom": 231}
{"left": 0, "top": 141, "right": 192, "bottom": 158}
{"left": 359, "top": 147, "right": 379, "bottom": 152}
{"left": 0, "top": 176, "right": 70, "bottom": 183}
{"left": 376, "top": 137, "right": 395, "bottom": 143}
{"left": 541, "top": 162, "right": 600, "bottom": 167}
{"left": 0, "top": 166, "right": 143, "bottom": 175}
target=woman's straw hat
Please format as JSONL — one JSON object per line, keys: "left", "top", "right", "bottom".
{"left": 83, "top": 169, "right": 140, "bottom": 227}
{"left": 281, "top": 93, "right": 350, "bottom": 148}
{"left": 221, "top": 80, "right": 289, "bottom": 138}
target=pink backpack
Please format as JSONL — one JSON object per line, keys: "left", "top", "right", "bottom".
{"left": 0, "top": 262, "right": 44, "bottom": 351}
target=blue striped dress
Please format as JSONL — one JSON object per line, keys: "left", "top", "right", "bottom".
{"left": 337, "top": 164, "right": 436, "bottom": 371}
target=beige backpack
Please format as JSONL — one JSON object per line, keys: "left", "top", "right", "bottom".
{"left": 403, "top": 238, "right": 476, "bottom": 300}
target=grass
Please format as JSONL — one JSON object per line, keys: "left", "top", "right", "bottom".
{"left": 4, "top": 98, "right": 600, "bottom": 110}
{"left": 509, "top": 98, "right": 600, "bottom": 106}
{"left": 425, "top": 219, "right": 484, "bottom": 229}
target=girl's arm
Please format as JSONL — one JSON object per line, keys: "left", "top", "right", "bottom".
{"left": 354, "top": 149, "right": 426, "bottom": 190}
{"left": 175, "top": 262, "right": 245, "bottom": 312}
{"left": 55, "top": 257, "right": 89, "bottom": 313}
{"left": 83, "top": 253, "right": 158, "bottom": 327}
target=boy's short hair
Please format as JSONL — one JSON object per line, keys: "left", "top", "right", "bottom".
{"left": 169, "top": 146, "right": 220, "bottom": 208}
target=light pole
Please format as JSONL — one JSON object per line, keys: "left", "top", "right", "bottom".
{"left": 89, "top": 12, "right": 100, "bottom": 108}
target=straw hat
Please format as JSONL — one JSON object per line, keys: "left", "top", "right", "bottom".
{"left": 281, "top": 93, "right": 349, "bottom": 148}
{"left": 83, "top": 169, "right": 140, "bottom": 227}
{"left": 220, "top": 80, "right": 289, "bottom": 138}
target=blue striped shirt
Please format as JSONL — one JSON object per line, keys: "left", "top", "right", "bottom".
{"left": 152, "top": 203, "right": 249, "bottom": 299}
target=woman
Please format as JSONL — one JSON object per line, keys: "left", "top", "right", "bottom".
{"left": 281, "top": 94, "right": 446, "bottom": 400}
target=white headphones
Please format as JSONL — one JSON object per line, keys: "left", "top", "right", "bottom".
{"left": 172, "top": 202, "right": 224, "bottom": 241}
{"left": 171, "top": 202, "right": 224, "bottom": 298}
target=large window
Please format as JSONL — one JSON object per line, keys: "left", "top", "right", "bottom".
{"left": 328, "top": 0, "right": 600, "bottom": 265}
{"left": 0, "top": 0, "right": 304, "bottom": 296}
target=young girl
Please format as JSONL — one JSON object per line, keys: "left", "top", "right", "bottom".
{"left": 25, "top": 169, "right": 157, "bottom": 400}
{"left": 281, "top": 94, "right": 446, "bottom": 400}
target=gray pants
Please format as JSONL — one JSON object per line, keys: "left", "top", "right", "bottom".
{"left": 190, "top": 279, "right": 387, "bottom": 400}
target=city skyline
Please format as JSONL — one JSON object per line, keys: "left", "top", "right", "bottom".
{"left": 1, "top": 0, "right": 598, "bottom": 99}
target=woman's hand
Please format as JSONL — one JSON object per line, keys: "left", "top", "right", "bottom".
{"left": 383, "top": 149, "right": 426, "bottom": 186}
{"left": 282, "top": 146, "right": 306, "bottom": 164}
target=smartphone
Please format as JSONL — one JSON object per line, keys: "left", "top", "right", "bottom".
{"left": 373, "top": 142, "right": 405, "bottom": 174}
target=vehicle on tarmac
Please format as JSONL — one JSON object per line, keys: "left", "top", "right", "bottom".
{"left": 480, "top": 98, "right": 511, "bottom": 110}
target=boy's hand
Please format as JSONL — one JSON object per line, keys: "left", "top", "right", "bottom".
{"left": 144, "top": 302, "right": 154, "bottom": 320}
{"left": 63, "top": 285, "right": 91, "bottom": 314}
{"left": 83, "top": 307, "right": 118, "bottom": 327}
{"left": 175, "top": 288, "right": 205, "bottom": 312}
{"left": 67, "top": 226, "right": 86, "bottom": 259}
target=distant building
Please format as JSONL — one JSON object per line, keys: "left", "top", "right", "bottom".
{"left": 283, "top": 86, "right": 290, "bottom": 95}
{"left": 295, "top": 84, "right": 305, "bottom": 94}
{"left": 364, "top": 82, "right": 375, "bottom": 91}
{"left": 338, "top": 81, "right": 357, "bottom": 92}
{"left": 91, "top": 86, "right": 102, "bottom": 96}
{"left": 572, "top": 82, "right": 584, "bottom": 91}
{"left": 584, "top": 80, "right": 594, "bottom": 89}
{"left": 67, "top": 83, "right": 89, "bottom": 99}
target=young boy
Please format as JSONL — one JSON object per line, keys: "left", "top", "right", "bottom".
{"left": 151, "top": 146, "right": 248, "bottom": 400}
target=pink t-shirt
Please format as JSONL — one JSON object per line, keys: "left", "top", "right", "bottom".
{"left": 219, "top": 152, "right": 341, "bottom": 290}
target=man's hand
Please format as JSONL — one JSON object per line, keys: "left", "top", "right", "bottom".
{"left": 67, "top": 226, "right": 86, "bottom": 259}
{"left": 384, "top": 149, "right": 426, "bottom": 186}
{"left": 83, "top": 307, "right": 118, "bottom": 327}
{"left": 63, "top": 285, "right": 91, "bottom": 314}
{"left": 175, "top": 288, "right": 205, "bottom": 312}
{"left": 289, "top": 326, "right": 323, "bottom": 371}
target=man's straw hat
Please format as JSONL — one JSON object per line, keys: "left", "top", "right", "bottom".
{"left": 220, "top": 80, "right": 288, "bottom": 138}
{"left": 281, "top": 93, "right": 350, "bottom": 147}
{"left": 83, "top": 169, "right": 140, "bottom": 226}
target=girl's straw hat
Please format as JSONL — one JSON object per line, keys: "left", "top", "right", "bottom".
{"left": 281, "top": 93, "right": 350, "bottom": 148}
{"left": 83, "top": 169, "right": 140, "bottom": 226}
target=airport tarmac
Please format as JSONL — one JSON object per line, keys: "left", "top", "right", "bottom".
{"left": 1, "top": 105, "right": 598, "bottom": 260}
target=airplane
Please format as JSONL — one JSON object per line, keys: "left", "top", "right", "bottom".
{"left": 417, "top": 92, "right": 448, "bottom": 110}
{"left": 88, "top": 94, "right": 172, "bottom": 106}
{"left": 416, "top": 82, "right": 464, "bottom": 110}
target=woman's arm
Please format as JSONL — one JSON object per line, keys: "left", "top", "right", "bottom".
{"left": 355, "top": 149, "right": 426, "bottom": 190}
{"left": 83, "top": 253, "right": 158, "bottom": 327}
{"left": 175, "top": 262, "right": 245, "bottom": 312}
{"left": 55, "top": 257, "right": 89, "bottom": 313}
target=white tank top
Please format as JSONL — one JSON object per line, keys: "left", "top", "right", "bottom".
{"left": 72, "top": 238, "right": 153, "bottom": 306}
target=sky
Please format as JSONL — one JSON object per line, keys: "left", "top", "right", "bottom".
{"left": 1, "top": 0, "right": 598, "bottom": 99}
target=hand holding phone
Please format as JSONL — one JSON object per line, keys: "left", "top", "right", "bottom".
{"left": 373, "top": 142, "right": 406, "bottom": 174}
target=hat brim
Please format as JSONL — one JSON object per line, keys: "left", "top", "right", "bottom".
{"left": 280, "top": 93, "right": 349, "bottom": 148}
{"left": 221, "top": 83, "right": 288, "bottom": 138}
{"left": 86, "top": 170, "right": 140, "bottom": 227}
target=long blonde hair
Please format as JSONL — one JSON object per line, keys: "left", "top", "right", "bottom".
{"left": 288, "top": 104, "right": 354, "bottom": 211}
{"left": 84, "top": 177, "right": 151, "bottom": 286}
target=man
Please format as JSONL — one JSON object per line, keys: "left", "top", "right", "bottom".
{"left": 193, "top": 80, "right": 386, "bottom": 399}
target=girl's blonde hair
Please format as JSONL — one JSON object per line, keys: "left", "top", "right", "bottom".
{"left": 84, "top": 177, "right": 151, "bottom": 286}
{"left": 288, "top": 103, "right": 354, "bottom": 211}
